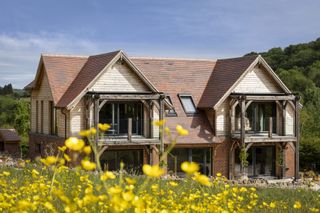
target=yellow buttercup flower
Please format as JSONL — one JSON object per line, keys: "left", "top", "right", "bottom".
{"left": 193, "top": 173, "right": 212, "bottom": 186}
{"left": 293, "top": 201, "right": 301, "bottom": 209}
{"left": 125, "top": 177, "right": 136, "bottom": 185}
{"left": 83, "top": 146, "right": 92, "bottom": 155}
{"left": 79, "top": 130, "right": 91, "bottom": 137}
{"left": 98, "top": 123, "right": 111, "bottom": 131}
{"left": 90, "top": 127, "right": 97, "bottom": 135}
{"left": 153, "top": 119, "right": 166, "bottom": 126}
{"left": 65, "top": 137, "right": 85, "bottom": 151}
{"left": 58, "top": 146, "right": 67, "bottom": 152}
{"left": 100, "top": 171, "right": 116, "bottom": 181}
{"left": 181, "top": 161, "right": 199, "bottom": 175}
{"left": 81, "top": 160, "right": 96, "bottom": 171}
{"left": 64, "top": 154, "right": 71, "bottom": 162}
{"left": 122, "top": 191, "right": 134, "bottom": 201}
{"left": 142, "top": 164, "right": 164, "bottom": 178}
{"left": 40, "top": 156, "right": 58, "bottom": 166}
{"left": 169, "top": 181, "right": 178, "bottom": 187}
{"left": 176, "top": 125, "right": 189, "bottom": 136}
{"left": 270, "top": 201, "right": 276, "bottom": 208}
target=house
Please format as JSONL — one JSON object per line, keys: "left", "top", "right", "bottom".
{"left": 25, "top": 50, "right": 300, "bottom": 179}
{"left": 0, "top": 129, "right": 21, "bottom": 155}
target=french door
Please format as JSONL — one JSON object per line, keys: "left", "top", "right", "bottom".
{"left": 99, "top": 102, "right": 143, "bottom": 136}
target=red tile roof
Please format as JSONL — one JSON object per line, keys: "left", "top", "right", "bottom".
{"left": 42, "top": 55, "right": 88, "bottom": 104}
{"left": 0, "top": 129, "right": 20, "bottom": 142}
{"left": 56, "top": 51, "right": 120, "bottom": 107}
{"left": 26, "top": 51, "right": 259, "bottom": 144}
{"left": 198, "top": 55, "right": 258, "bottom": 108}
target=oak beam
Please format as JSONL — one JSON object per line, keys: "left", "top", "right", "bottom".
{"left": 99, "top": 94, "right": 160, "bottom": 100}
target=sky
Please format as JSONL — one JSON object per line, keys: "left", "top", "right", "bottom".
{"left": 0, "top": 0, "right": 320, "bottom": 88}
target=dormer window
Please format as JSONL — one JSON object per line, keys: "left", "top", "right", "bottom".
{"left": 165, "top": 96, "right": 176, "bottom": 116}
{"left": 178, "top": 94, "right": 197, "bottom": 116}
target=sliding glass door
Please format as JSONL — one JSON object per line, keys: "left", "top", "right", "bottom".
{"left": 99, "top": 102, "right": 143, "bottom": 136}
{"left": 167, "top": 148, "right": 211, "bottom": 176}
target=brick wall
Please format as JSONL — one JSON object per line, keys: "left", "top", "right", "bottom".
{"left": 213, "top": 140, "right": 231, "bottom": 177}
{"left": 29, "top": 133, "right": 65, "bottom": 158}
{"left": 285, "top": 144, "right": 295, "bottom": 177}
{"left": 4, "top": 142, "right": 20, "bottom": 155}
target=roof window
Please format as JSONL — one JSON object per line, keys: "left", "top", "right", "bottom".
{"left": 178, "top": 94, "right": 197, "bottom": 115}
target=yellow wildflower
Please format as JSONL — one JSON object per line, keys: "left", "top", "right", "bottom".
{"left": 153, "top": 119, "right": 166, "bottom": 126}
{"left": 90, "top": 127, "right": 97, "bottom": 135}
{"left": 31, "top": 169, "right": 39, "bottom": 177}
{"left": 3, "top": 171, "right": 10, "bottom": 176}
{"left": 81, "top": 160, "right": 96, "bottom": 171}
{"left": 169, "top": 181, "right": 178, "bottom": 187}
{"left": 100, "top": 171, "right": 116, "bottom": 181}
{"left": 122, "top": 191, "right": 135, "bottom": 201}
{"left": 193, "top": 173, "right": 212, "bottom": 186}
{"left": 40, "top": 156, "right": 58, "bottom": 166}
{"left": 270, "top": 201, "right": 276, "bottom": 208}
{"left": 83, "top": 146, "right": 92, "bottom": 155}
{"left": 293, "top": 201, "right": 301, "bottom": 209}
{"left": 142, "top": 164, "right": 164, "bottom": 178}
{"left": 181, "top": 161, "right": 199, "bottom": 175}
{"left": 98, "top": 123, "right": 111, "bottom": 131}
{"left": 125, "top": 177, "right": 136, "bottom": 185}
{"left": 58, "top": 146, "right": 67, "bottom": 152}
{"left": 64, "top": 154, "right": 71, "bottom": 162}
{"left": 176, "top": 125, "right": 189, "bottom": 136}
{"left": 65, "top": 137, "right": 85, "bottom": 151}
{"left": 79, "top": 130, "right": 91, "bottom": 137}
{"left": 310, "top": 208, "right": 319, "bottom": 212}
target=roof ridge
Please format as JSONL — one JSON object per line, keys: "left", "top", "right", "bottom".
{"left": 130, "top": 56, "right": 217, "bottom": 62}
{"left": 41, "top": 53, "right": 89, "bottom": 58}
{"left": 217, "top": 54, "right": 259, "bottom": 61}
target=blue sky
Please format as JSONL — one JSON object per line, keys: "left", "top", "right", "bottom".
{"left": 0, "top": 0, "right": 320, "bottom": 88}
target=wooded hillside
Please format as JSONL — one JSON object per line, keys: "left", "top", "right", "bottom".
{"left": 246, "top": 38, "right": 320, "bottom": 171}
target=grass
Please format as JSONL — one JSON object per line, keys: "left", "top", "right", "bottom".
{"left": 0, "top": 164, "right": 319, "bottom": 212}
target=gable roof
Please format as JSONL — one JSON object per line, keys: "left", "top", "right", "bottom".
{"left": 0, "top": 129, "right": 20, "bottom": 142}
{"left": 26, "top": 51, "right": 290, "bottom": 111}
{"left": 197, "top": 55, "right": 258, "bottom": 109}
{"left": 25, "top": 54, "right": 89, "bottom": 104}
{"left": 56, "top": 51, "right": 120, "bottom": 108}
{"left": 56, "top": 51, "right": 159, "bottom": 109}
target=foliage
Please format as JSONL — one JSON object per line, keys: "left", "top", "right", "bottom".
{"left": 0, "top": 95, "right": 30, "bottom": 137}
{"left": 239, "top": 145, "right": 249, "bottom": 169}
{"left": 246, "top": 38, "right": 320, "bottom": 172}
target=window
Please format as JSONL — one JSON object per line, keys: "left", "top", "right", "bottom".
{"left": 36, "top": 101, "right": 39, "bottom": 133}
{"left": 178, "top": 94, "right": 197, "bottom": 115}
{"left": 235, "top": 102, "right": 276, "bottom": 133}
{"left": 99, "top": 102, "right": 143, "bottom": 136}
{"left": 165, "top": 96, "right": 176, "bottom": 116}
{"left": 40, "top": 101, "right": 44, "bottom": 134}
{"left": 48, "top": 101, "right": 55, "bottom": 135}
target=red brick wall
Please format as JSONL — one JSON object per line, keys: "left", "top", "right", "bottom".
{"left": 213, "top": 140, "right": 231, "bottom": 177}
{"left": 29, "top": 133, "right": 65, "bottom": 158}
{"left": 4, "top": 142, "right": 20, "bottom": 155}
{"left": 285, "top": 144, "right": 295, "bottom": 178}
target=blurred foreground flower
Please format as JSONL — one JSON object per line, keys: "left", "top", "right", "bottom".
{"left": 142, "top": 164, "right": 164, "bottom": 178}
{"left": 65, "top": 137, "right": 85, "bottom": 151}
{"left": 98, "top": 123, "right": 111, "bottom": 131}
{"left": 81, "top": 159, "right": 96, "bottom": 171}
{"left": 181, "top": 161, "right": 199, "bottom": 175}
{"left": 176, "top": 125, "right": 189, "bottom": 136}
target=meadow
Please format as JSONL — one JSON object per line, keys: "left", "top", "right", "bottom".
{"left": 0, "top": 124, "right": 319, "bottom": 212}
